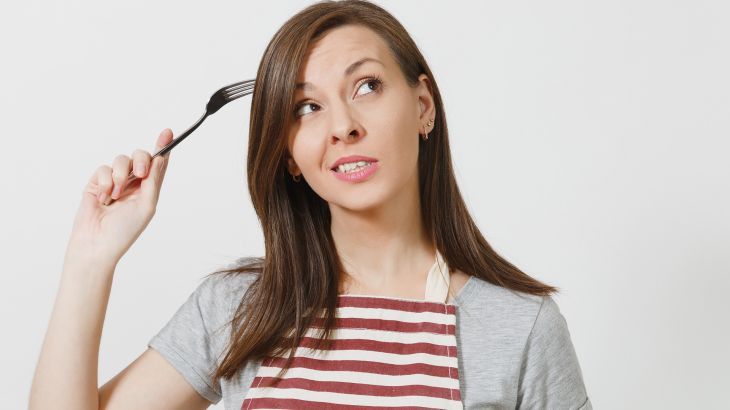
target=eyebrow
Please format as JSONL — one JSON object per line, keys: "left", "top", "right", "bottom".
{"left": 294, "top": 57, "right": 384, "bottom": 91}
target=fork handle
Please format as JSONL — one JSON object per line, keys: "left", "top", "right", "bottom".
{"left": 105, "top": 111, "right": 209, "bottom": 204}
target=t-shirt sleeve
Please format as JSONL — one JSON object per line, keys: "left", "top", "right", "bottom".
{"left": 147, "top": 273, "right": 239, "bottom": 404}
{"left": 516, "top": 296, "right": 593, "bottom": 410}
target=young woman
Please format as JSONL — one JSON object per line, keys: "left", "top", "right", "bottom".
{"left": 30, "top": 1, "right": 592, "bottom": 409}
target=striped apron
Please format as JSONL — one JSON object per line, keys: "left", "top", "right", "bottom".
{"left": 241, "top": 250, "right": 463, "bottom": 409}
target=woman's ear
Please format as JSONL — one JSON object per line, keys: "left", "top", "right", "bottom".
{"left": 286, "top": 155, "right": 300, "bottom": 176}
{"left": 417, "top": 73, "right": 435, "bottom": 124}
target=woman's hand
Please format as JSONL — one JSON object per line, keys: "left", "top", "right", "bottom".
{"left": 64, "top": 128, "right": 173, "bottom": 267}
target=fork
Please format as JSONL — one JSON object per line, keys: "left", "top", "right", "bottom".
{"left": 105, "top": 79, "right": 255, "bottom": 205}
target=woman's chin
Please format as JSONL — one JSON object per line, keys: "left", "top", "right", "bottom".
{"left": 327, "top": 189, "right": 390, "bottom": 214}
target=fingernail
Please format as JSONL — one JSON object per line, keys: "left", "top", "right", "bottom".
{"left": 111, "top": 186, "right": 120, "bottom": 199}
{"left": 99, "top": 192, "right": 108, "bottom": 204}
{"left": 134, "top": 162, "right": 146, "bottom": 177}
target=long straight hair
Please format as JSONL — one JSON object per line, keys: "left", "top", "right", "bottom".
{"left": 207, "top": 0, "right": 559, "bottom": 385}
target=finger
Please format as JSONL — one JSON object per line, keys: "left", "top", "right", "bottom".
{"left": 155, "top": 128, "right": 174, "bottom": 159}
{"left": 141, "top": 129, "right": 173, "bottom": 204}
{"left": 95, "top": 165, "right": 113, "bottom": 205}
{"left": 153, "top": 129, "right": 173, "bottom": 184}
{"left": 131, "top": 149, "right": 152, "bottom": 179}
{"left": 141, "top": 152, "right": 166, "bottom": 206}
{"left": 110, "top": 154, "right": 132, "bottom": 200}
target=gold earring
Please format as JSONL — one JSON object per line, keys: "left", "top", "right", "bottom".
{"left": 292, "top": 173, "right": 301, "bottom": 182}
{"left": 422, "top": 118, "right": 434, "bottom": 141}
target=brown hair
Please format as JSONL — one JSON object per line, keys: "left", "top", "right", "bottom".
{"left": 206, "top": 0, "right": 559, "bottom": 386}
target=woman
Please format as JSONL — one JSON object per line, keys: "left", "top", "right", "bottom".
{"left": 30, "top": 1, "right": 592, "bottom": 409}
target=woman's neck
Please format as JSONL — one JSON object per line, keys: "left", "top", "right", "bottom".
{"left": 329, "top": 190, "right": 436, "bottom": 298}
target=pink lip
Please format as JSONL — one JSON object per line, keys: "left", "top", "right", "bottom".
{"left": 331, "top": 161, "right": 380, "bottom": 183}
{"left": 330, "top": 155, "right": 379, "bottom": 170}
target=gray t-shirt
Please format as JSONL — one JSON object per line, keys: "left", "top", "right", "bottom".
{"left": 148, "top": 259, "right": 592, "bottom": 409}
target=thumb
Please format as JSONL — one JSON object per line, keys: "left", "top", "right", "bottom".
{"left": 140, "top": 154, "right": 167, "bottom": 205}
{"left": 140, "top": 128, "right": 172, "bottom": 204}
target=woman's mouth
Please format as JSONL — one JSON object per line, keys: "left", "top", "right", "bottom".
{"left": 330, "top": 160, "right": 379, "bottom": 183}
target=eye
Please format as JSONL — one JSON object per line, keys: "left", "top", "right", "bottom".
{"left": 355, "top": 77, "right": 383, "bottom": 97}
{"left": 293, "top": 76, "right": 383, "bottom": 119}
{"left": 294, "top": 102, "right": 320, "bottom": 117}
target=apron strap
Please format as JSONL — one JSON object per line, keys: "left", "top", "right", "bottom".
{"left": 424, "top": 249, "right": 451, "bottom": 303}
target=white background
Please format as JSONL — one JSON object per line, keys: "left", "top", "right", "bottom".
{"left": 2, "top": 1, "right": 728, "bottom": 409}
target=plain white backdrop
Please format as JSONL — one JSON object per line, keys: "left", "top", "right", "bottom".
{"left": 2, "top": 0, "right": 728, "bottom": 408}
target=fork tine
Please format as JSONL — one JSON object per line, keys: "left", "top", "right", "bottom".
{"left": 221, "top": 79, "right": 255, "bottom": 92}
{"left": 224, "top": 86, "right": 255, "bottom": 99}
{"left": 224, "top": 82, "right": 255, "bottom": 94}
{"left": 225, "top": 89, "right": 254, "bottom": 101}
{"left": 225, "top": 80, "right": 254, "bottom": 88}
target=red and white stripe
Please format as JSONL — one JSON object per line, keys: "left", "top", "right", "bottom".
{"left": 241, "top": 295, "right": 462, "bottom": 409}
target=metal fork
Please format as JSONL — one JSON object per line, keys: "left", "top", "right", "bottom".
{"left": 106, "top": 79, "right": 255, "bottom": 205}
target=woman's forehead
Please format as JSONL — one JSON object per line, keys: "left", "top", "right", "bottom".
{"left": 295, "top": 56, "right": 386, "bottom": 93}
{"left": 297, "top": 25, "right": 392, "bottom": 81}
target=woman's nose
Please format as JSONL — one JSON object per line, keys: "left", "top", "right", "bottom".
{"left": 328, "top": 102, "right": 363, "bottom": 144}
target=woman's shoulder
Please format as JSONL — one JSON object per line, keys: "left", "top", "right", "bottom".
{"left": 455, "top": 275, "right": 590, "bottom": 409}
{"left": 195, "top": 257, "right": 262, "bottom": 307}
{"left": 456, "top": 271, "right": 545, "bottom": 305}
{"left": 454, "top": 273, "right": 556, "bottom": 334}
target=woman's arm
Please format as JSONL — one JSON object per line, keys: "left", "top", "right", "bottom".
{"left": 29, "top": 258, "right": 116, "bottom": 409}
{"left": 516, "top": 296, "right": 592, "bottom": 409}
{"left": 29, "top": 257, "right": 212, "bottom": 410}
{"left": 29, "top": 129, "right": 189, "bottom": 409}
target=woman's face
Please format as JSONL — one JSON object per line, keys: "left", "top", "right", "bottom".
{"left": 286, "top": 24, "right": 434, "bottom": 213}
